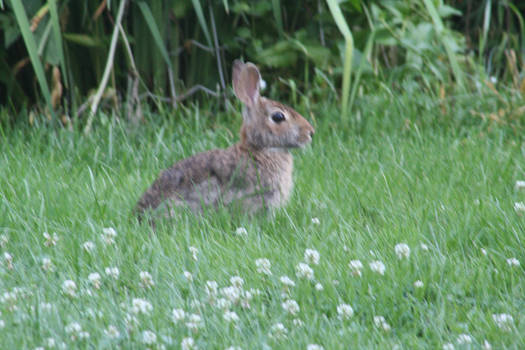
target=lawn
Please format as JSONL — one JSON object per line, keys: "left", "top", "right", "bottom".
{"left": 0, "top": 92, "right": 524, "bottom": 349}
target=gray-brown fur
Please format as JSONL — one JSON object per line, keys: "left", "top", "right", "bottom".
{"left": 135, "top": 60, "right": 314, "bottom": 219}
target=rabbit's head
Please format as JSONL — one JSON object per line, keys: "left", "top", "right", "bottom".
{"left": 232, "top": 60, "right": 315, "bottom": 150}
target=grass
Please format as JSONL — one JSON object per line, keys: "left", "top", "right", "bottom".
{"left": 0, "top": 90, "right": 524, "bottom": 349}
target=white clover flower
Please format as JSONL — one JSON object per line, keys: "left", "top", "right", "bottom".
{"left": 43, "top": 232, "right": 59, "bottom": 247}
{"left": 65, "top": 322, "right": 81, "bottom": 334}
{"left": 141, "top": 330, "right": 156, "bottom": 345}
{"left": 420, "top": 243, "right": 429, "bottom": 251}
{"left": 221, "top": 286, "right": 242, "bottom": 304}
{"left": 230, "top": 276, "right": 244, "bottom": 287}
{"left": 514, "top": 202, "right": 525, "bottom": 213}
{"left": 307, "top": 345, "right": 324, "bottom": 350}
{"left": 282, "top": 299, "right": 300, "bottom": 315}
{"left": 337, "top": 303, "right": 354, "bottom": 320}
{"left": 105, "top": 267, "right": 119, "bottom": 279}
{"left": 40, "top": 302, "right": 52, "bottom": 311}
{"left": 183, "top": 271, "right": 193, "bottom": 282}
{"left": 414, "top": 280, "right": 424, "bottom": 288}
{"left": 311, "top": 217, "right": 320, "bottom": 225}
{"left": 41, "top": 257, "right": 54, "bottom": 272}
{"left": 216, "top": 298, "right": 232, "bottom": 310}
{"left": 348, "top": 260, "right": 364, "bottom": 277}
{"left": 88, "top": 272, "right": 102, "bottom": 289}
{"left": 101, "top": 227, "right": 117, "bottom": 245}
{"left": 0, "top": 234, "right": 8, "bottom": 248}
{"left": 223, "top": 310, "right": 239, "bottom": 323}
{"left": 65, "top": 322, "right": 89, "bottom": 341}
{"left": 255, "top": 258, "right": 272, "bottom": 275}
{"left": 442, "top": 343, "right": 454, "bottom": 350}
{"left": 181, "top": 337, "right": 196, "bottom": 350}
{"left": 139, "top": 271, "right": 154, "bottom": 288}
{"left": 373, "top": 316, "right": 391, "bottom": 331}
{"left": 481, "top": 248, "right": 488, "bottom": 256}
{"left": 395, "top": 243, "right": 410, "bottom": 259}
{"left": 45, "top": 338, "right": 55, "bottom": 347}
{"left": 293, "top": 318, "right": 305, "bottom": 327}
{"left": 295, "top": 262, "right": 314, "bottom": 280}
{"left": 104, "top": 325, "right": 120, "bottom": 339}
{"left": 206, "top": 281, "right": 219, "bottom": 297}
{"left": 189, "top": 246, "right": 198, "bottom": 261}
{"left": 131, "top": 298, "right": 153, "bottom": 315}
{"left": 456, "top": 334, "right": 472, "bottom": 344}
{"left": 482, "top": 339, "right": 492, "bottom": 349}
{"left": 269, "top": 323, "right": 288, "bottom": 339}
{"left": 186, "top": 313, "right": 204, "bottom": 332}
{"left": 515, "top": 180, "right": 525, "bottom": 190}
{"left": 280, "top": 275, "right": 296, "bottom": 288}
{"left": 315, "top": 283, "right": 324, "bottom": 291}
{"left": 506, "top": 258, "right": 520, "bottom": 267}
{"left": 62, "top": 280, "right": 77, "bottom": 297}
{"left": 3, "top": 252, "right": 13, "bottom": 269}
{"left": 304, "top": 249, "right": 320, "bottom": 265}
{"left": 172, "top": 308, "right": 186, "bottom": 323}
{"left": 234, "top": 227, "right": 248, "bottom": 236}
{"left": 492, "top": 313, "right": 514, "bottom": 331}
{"left": 369, "top": 260, "right": 386, "bottom": 275}
{"left": 82, "top": 241, "right": 95, "bottom": 253}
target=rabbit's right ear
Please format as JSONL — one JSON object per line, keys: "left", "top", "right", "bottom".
{"left": 232, "top": 60, "right": 260, "bottom": 107}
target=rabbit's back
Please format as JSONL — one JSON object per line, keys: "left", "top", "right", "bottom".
{"left": 136, "top": 146, "right": 292, "bottom": 216}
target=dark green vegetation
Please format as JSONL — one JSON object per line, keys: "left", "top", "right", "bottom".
{"left": 2, "top": 0, "right": 525, "bottom": 129}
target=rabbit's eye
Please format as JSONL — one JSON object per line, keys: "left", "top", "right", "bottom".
{"left": 271, "top": 112, "right": 286, "bottom": 123}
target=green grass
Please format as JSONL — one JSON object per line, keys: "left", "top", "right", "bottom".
{"left": 0, "top": 92, "right": 524, "bottom": 349}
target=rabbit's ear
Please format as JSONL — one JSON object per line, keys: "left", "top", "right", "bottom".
{"left": 233, "top": 60, "right": 261, "bottom": 107}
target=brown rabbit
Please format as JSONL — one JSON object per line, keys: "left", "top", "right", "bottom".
{"left": 135, "top": 60, "right": 314, "bottom": 218}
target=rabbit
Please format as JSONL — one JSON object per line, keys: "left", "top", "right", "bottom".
{"left": 135, "top": 60, "right": 315, "bottom": 219}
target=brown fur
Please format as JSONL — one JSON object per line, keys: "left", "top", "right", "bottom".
{"left": 135, "top": 60, "right": 314, "bottom": 219}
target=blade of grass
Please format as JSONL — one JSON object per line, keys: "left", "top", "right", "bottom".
{"left": 48, "top": 0, "right": 68, "bottom": 89}
{"left": 325, "top": 0, "right": 354, "bottom": 117}
{"left": 508, "top": 2, "right": 525, "bottom": 52}
{"left": 10, "top": 0, "right": 54, "bottom": 117}
{"left": 422, "top": 0, "right": 465, "bottom": 90}
{"left": 137, "top": 1, "right": 173, "bottom": 72}
{"left": 272, "top": 0, "right": 284, "bottom": 36}
{"left": 190, "top": 0, "right": 212, "bottom": 47}
{"left": 479, "top": 0, "right": 491, "bottom": 63}
{"left": 349, "top": 30, "right": 375, "bottom": 112}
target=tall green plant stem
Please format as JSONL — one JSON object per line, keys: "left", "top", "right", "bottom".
{"left": 325, "top": 0, "right": 354, "bottom": 117}
{"left": 84, "top": 0, "right": 128, "bottom": 134}
{"left": 11, "top": 0, "right": 55, "bottom": 117}
{"left": 422, "top": 0, "right": 465, "bottom": 90}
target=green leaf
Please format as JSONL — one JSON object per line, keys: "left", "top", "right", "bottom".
{"left": 256, "top": 41, "right": 298, "bottom": 68}
{"left": 325, "top": 0, "right": 354, "bottom": 116}
{"left": 10, "top": 0, "right": 54, "bottom": 116}
{"left": 48, "top": 0, "right": 68, "bottom": 88}
{"left": 438, "top": 4, "right": 461, "bottom": 18}
{"left": 137, "top": 1, "right": 173, "bottom": 71}
{"left": 63, "top": 33, "right": 102, "bottom": 47}
{"left": 189, "top": 0, "right": 212, "bottom": 47}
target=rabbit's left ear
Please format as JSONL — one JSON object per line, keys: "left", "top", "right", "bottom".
{"left": 233, "top": 60, "right": 261, "bottom": 107}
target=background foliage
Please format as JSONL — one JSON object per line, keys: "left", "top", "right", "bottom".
{"left": 1, "top": 0, "right": 525, "bottom": 128}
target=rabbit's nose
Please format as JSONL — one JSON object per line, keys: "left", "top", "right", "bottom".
{"left": 309, "top": 129, "right": 315, "bottom": 139}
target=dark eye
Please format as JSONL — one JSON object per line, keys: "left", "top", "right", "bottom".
{"left": 271, "top": 111, "right": 285, "bottom": 123}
